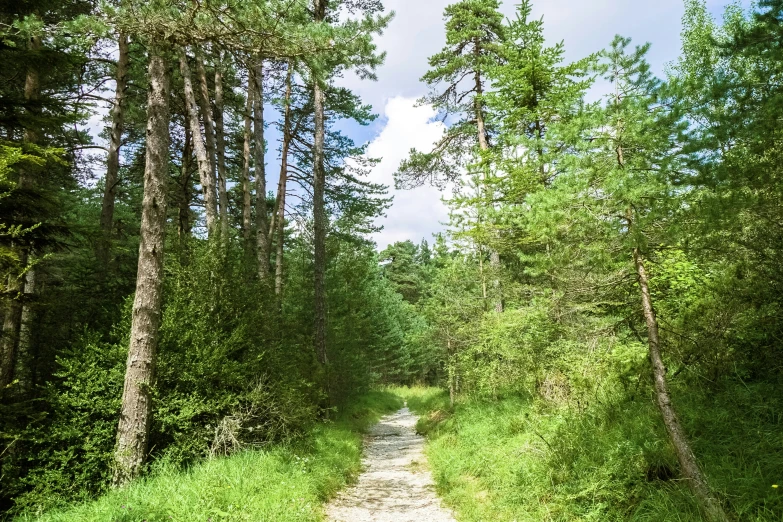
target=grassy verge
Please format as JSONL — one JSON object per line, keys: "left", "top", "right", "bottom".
{"left": 393, "top": 384, "right": 783, "bottom": 521}
{"left": 21, "top": 391, "right": 402, "bottom": 522}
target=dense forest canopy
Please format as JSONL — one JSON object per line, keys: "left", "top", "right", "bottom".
{"left": 0, "top": 0, "right": 782, "bottom": 520}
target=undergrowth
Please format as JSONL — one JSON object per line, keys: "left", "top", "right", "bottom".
{"left": 19, "top": 391, "right": 402, "bottom": 522}
{"left": 397, "top": 382, "right": 783, "bottom": 521}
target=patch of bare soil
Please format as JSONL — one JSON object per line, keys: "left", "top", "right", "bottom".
{"left": 326, "top": 405, "right": 456, "bottom": 522}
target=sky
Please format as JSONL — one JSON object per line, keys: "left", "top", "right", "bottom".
{"left": 337, "top": 0, "right": 751, "bottom": 250}
{"left": 82, "top": 1, "right": 750, "bottom": 250}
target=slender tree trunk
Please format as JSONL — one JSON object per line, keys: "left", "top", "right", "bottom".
{"left": 447, "top": 329, "right": 455, "bottom": 407}
{"left": 474, "top": 82, "right": 490, "bottom": 153}
{"left": 489, "top": 249, "right": 502, "bottom": 311}
{"left": 478, "top": 252, "right": 488, "bottom": 311}
{"left": 275, "top": 64, "right": 293, "bottom": 297}
{"left": 195, "top": 57, "right": 217, "bottom": 184}
{"left": 213, "top": 56, "right": 229, "bottom": 239}
{"left": 13, "top": 265, "right": 36, "bottom": 394}
{"left": 252, "top": 60, "right": 270, "bottom": 280}
{"left": 241, "top": 83, "right": 253, "bottom": 250}
{"left": 534, "top": 117, "right": 546, "bottom": 183}
{"left": 180, "top": 50, "right": 218, "bottom": 235}
{"left": 1, "top": 36, "right": 41, "bottom": 392}
{"left": 22, "top": 36, "right": 41, "bottom": 147}
{"left": 99, "top": 32, "right": 130, "bottom": 264}
{"left": 178, "top": 125, "right": 193, "bottom": 243}
{"left": 14, "top": 35, "right": 42, "bottom": 396}
{"left": 113, "top": 48, "right": 171, "bottom": 486}
{"left": 473, "top": 46, "right": 502, "bottom": 313}
{"left": 634, "top": 249, "right": 728, "bottom": 522}
{"left": 312, "top": 0, "right": 328, "bottom": 365}
{"left": 0, "top": 261, "right": 25, "bottom": 391}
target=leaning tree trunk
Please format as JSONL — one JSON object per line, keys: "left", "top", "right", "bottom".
{"left": 274, "top": 63, "right": 293, "bottom": 297}
{"left": 241, "top": 83, "right": 253, "bottom": 251}
{"left": 252, "top": 60, "right": 270, "bottom": 280}
{"left": 99, "top": 32, "right": 130, "bottom": 265}
{"left": 312, "top": 0, "right": 328, "bottom": 366}
{"left": 473, "top": 46, "right": 502, "bottom": 314}
{"left": 113, "top": 49, "right": 171, "bottom": 486}
{"left": 213, "top": 56, "right": 229, "bottom": 239}
{"left": 180, "top": 50, "right": 218, "bottom": 235}
{"left": 634, "top": 248, "right": 728, "bottom": 522}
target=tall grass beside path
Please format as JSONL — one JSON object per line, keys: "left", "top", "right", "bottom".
{"left": 20, "top": 391, "right": 402, "bottom": 522}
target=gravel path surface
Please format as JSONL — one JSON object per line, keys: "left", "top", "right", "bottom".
{"left": 326, "top": 405, "right": 456, "bottom": 522}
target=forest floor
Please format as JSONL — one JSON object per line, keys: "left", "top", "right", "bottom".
{"left": 325, "top": 403, "right": 455, "bottom": 522}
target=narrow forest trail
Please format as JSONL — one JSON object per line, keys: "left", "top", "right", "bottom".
{"left": 326, "top": 404, "right": 456, "bottom": 522}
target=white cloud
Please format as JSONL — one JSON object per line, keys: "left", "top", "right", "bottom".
{"left": 352, "top": 0, "right": 751, "bottom": 248}
{"left": 365, "top": 97, "right": 450, "bottom": 250}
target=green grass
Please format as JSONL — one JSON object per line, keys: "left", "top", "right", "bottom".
{"left": 395, "top": 384, "right": 783, "bottom": 522}
{"left": 26, "top": 384, "right": 783, "bottom": 521}
{"left": 20, "top": 391, "right": 402, "bottom": 522}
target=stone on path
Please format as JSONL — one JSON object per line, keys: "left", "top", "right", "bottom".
{"left": 326, "top": 406, "right": 456, "bottom": 522}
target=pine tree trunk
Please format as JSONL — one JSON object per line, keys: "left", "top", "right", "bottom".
{"left": 113, "top": 49, "right": 171, "bottom": 486}
{"left": 0, "top": 260, "right": 25, "bottom": 390}
{"left": 253, "top": 60, "right": 271, "bottom": 281}
{"left": 213, "top": 57, "right": 229, "bottom": 239}
{"left": 180, "top": 51, "right": 218, "bottom": 235}
{"left": 313, "top": 81, "right": 327, "bottom": 364}
{"left": 178, "top": 125, "right": 193, "bottom": 243}
{"left": 1, "top": 35, "right": 41, "bottom": 392}
{"left": 195, "top": 57, "right": 218, "bottom": 186}
{"left": 99, "top": 32, "right": 130, "bottom": 264}
{"left": 14, "top": 36, "right": 42, "bottom": 396}
{"left": 242, "top": 84, "right": 253, "bottom": 250}
{"left": 473, "top": 45, "right": 502, "bottom": 313}
{"left": 14, "top": 266, "right": 36, "bottom": 395}
{"left": 478, "top": 252, "right": 488, "bottom": 311}
{"left": 447, "top": 330, "right": 454, "bottom": 407}
{"left": 313, "top": 0, "right": 328, "bottom": 365}
{"left": 274, "top": 64, "right": 293, "bottom": 297}
{"left": 489, "top": 249, "right": 502, "bottom": 312}
{"left": 634, "top": 248, "right": 728, "bottom": 522}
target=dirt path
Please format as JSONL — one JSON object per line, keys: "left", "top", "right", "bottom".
{"left": 326, "top": 404, "right": 456, "bottom": 522}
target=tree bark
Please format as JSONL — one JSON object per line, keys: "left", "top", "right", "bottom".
{"left": 634, "top": 248, "right": 728, "bottom": 522}
{"left": 113, "top": 49, "right": 171, "bottom": 486}
{"left": 99, "top": 32, "right": 130, "bottom": 264}
{"left": 447, "top": 329, "right": 454, "bottom": 407}
{"left": 242, "top": 83, "right": 254, "bottom": 250}
{"left": 1, "top": 35, "right": 41, "bottom": 392}
{"left": 252, "top": 60, "right": 271, "bottom": 280}
{"left": 275, "top": 64, "right": 293, "bottom": 297}
{"left": 478, "top": 251, "right": 488, "bottom": 311}
{"left": 180, "top": 50, "right": 218, "bottom": 235}
{"left": 195, "top": 57, "right": 218, "bottom": 185}
{"left": 13, "top": 265, "right": 36, "bottom": 395}
{"left": 178, "top": 124, "right": 193, "bottom": 243}
{"left": 473, "top": 41, "right": 502, "bottom": 313}
{"left": 0, "top": 263, "right": 25, "bottom": 391}
{"left": 313, "top": 0, "right": 328, "bottom": 365}
{"left": 213, "top": 56, "right": 229, "bottom": 239}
